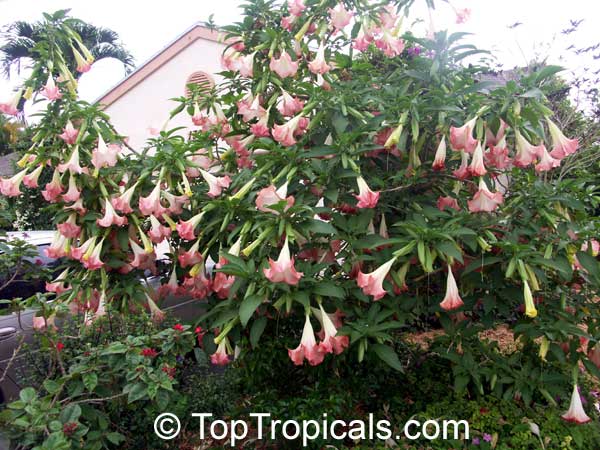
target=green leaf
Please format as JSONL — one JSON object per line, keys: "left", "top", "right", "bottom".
{"left": 83, "top": 373, "right": 98, "bottom": 392}
{"left": 534, "top": 65, "right": 564, "bottom": 83}
{"left": 100, "top": 342, "right": 128, "bottom": 355}
{"left": 250, "top": 316, "right": 268, "bottom": 348}
{"left": 305, "top": 219, "right": 337, "bottom": 235}
{"left": 435, "top": 241, "right": 463, "bottom": 263}
{"left": 106, "top": 432, "right": 126, "bottom": 445}
{"left": 531, "top": 256, "right": 573, "bottom": 280}
{"left": 576, "top": 251, "right": 600, "bottom": 282}
{"left": 372, "top": 344, "right": 404, "bottom": 372}
{"left": 125, "top": 383, "right": 147, "bottom": 403}
{"left": 59, "top": 404, "right": 82, "bottom": 424}
{"left": 239, "top": 294, "right": 264, "bottom": 327}
{"left": 19, "top": 387, "right": 36, "bottom": 403}
{"left": 313, "top": 282, "right": 345, "bottom": 299}
{"left": 43, "top": 379, "right": 62, "bottom": 395}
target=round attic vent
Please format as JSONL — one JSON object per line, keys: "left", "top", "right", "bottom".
{"left": 184, "top": 71, "right": 214, "bottom": 98}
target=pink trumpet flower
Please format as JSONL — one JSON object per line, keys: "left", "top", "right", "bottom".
{"left": 263, "top": 237, "right": 303, "bottom": 285}
{"left": 237, "top": 93, "right": 265, "bottom": 122}
{"left": 0, "top": 90, "right": 21, "bottom": 116}
{"left": 288, "top": 314, "right": 325, "bottom": 366}
{"left": 485, "top": 141, "right": 511, "bottom": 169}
{"left": 158, "top": 269, "right": 179, "bottom": 299}
{"left": 91, "top": 135, "right": 120, "bottom": 169}
{"left": 547, "top": 119, "right": 579, "bottom": 160}
{"left": 97, "top": 198, "right": 128, "bottom": 227}
{"left": 440, "top": 265, "right": 464, "bottom": 311}
{"left": 287, "top": 0, "right": 306, "bottom": 16}
{"left": 211, "top": 340, "right": 231, "bottom": 366}
{"left": 146, "top": 294, "right": 165, "bottom": 323}
{"left": 59, "top": 121, "right": 79, "bottom": 145}
{"left": 452, "top": 150, "right": 470, "bottom": 180}
{"left": 41, "top": 75, "right": 62, "bottom": 100}
{"left": 514, "top": 130, "right": 544, "bottom": 168}
{"left": 139, "top": 182, "right": 165, "bottom": 216}
{"left": 485, "top": 119, "right": 508, "bottom": 147}
{"left": 467, "top": 179, "right": 503, "bottom": 213}
{"left": 269, "top": 52, "right": 299, "bottom": 78}
{"left": 316, "top": 304, "right": 349, "bottom": 355}
{"left": 0, "top": 168, "right": 28, "bottom": 197}
{"left": 129, "top": 239, "right": 156, "bottom": 270}
{"left": 73, "top": 47, "right": 92, "bottom": 73}
{"left": 163, "top": 191, "right": 189, "bottom": 214}
{"left": 57, "top": 214, "right": 81, "bottom": 238}
{"left": 328, "top": 3, "right": 353, "bottom": 30}
{"left": 149, "top": 215, "right": 171, "bottom": 243}
{"left": 354, "top": 176, "right": 380, "bottom": 209}
{"left": 176, "top": 212, "right": 205, "bottom": 240}
{"left": 23, "top": 165, "right": 44, "bottom": 188}
{"left": 468, "top": 142, "right": 487, "bottom": 176}
{"left": 61, "top": 173, "right": 81, "bottom": 203}
{"left": 562, "top": 385, "right": 591, "bottom": 424}
{"left": 375, "top": 31, "right": 405, "bottom": 57}
{"left": 199, "top": 169, "right": 231, "bottom": 198}
{"left": 535, "top": 147, "right": 561, "bottom": 173}
{"left": 449, "top": 117, "right": 478, "bottom": 153}
{"left": 71, "top": 236, "right": 96, "bottom": 261}
{"left": 82, "top": 239, "right": 104, "bottom": 270}
{"left": 308, "top": 44, "right": 331, "bottom": 75}
{"left": 432, "top": 136, "right": 446, "bottom": 171}
{"left": 272, "top": 114, "right": 305, "bottom": 146}
{"left": 57, "top": 146, "right": 86, "bottom": 174}
{"left": 357, "top": 257, "right": 396, "bottom": 300}
{"left": 64, "top": 197, "right": 86, "bottom": 215}
{"left": 41, "top": 75, "right": 62, "bottom": 101}
{"left": 276, "top": 90, "right": 304, "bottom": 117}
{"left": 178, "top": 240, "right": 203, "bottom": 268}
{"left": 42, "top": 169, "right": 63, "bottom": 203}
{"left": 251, "top": 111, "right": 271, "bottom": 137}
{"left": 238, "top": 52, "right": 256, "bottom": 77}
{"left": 112, "top": 185, "right": 136, "bottom": 214}
{"left": 45, "top": 268, "right": 69, "bottom": 294}
{"left": 256, "top": 182, "right": 294, "bottom": 214}
{"left": 45, "top": 232, "right": 69, "bottom": 259}
{"left": 437, "top": 196, "right": 460, "bottom": 211}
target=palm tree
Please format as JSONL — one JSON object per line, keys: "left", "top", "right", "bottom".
{"left": 0, "top": 10, "right": 135, "bottom": 79}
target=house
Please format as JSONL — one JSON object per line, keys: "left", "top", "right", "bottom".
{"left": 97, "top": 24, "right": 226, "bottom": 150}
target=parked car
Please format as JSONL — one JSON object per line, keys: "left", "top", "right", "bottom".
{"left": 0, "top": 231, "right": 204, "bottom": 404}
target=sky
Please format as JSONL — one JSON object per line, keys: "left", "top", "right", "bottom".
{"left": 0, "top": 0, "right": 598, "bottom": 108}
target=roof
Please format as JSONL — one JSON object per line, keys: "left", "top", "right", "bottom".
{"left": 96, "top": 23, "right": 224, "bottom": 108}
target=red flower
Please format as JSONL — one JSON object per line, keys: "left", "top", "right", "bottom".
{"left": 56, "top": 342, "right": 65, "bottom": 352}
{"left": 141, "top": 348, "right": 158, "bottom": 358}
{"left": 173, "top": 324, "right": 184, "bottom": 332}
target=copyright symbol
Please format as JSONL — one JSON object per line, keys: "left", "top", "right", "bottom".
{"left": 154, "top": 413, "right": 181, "bottom": 440}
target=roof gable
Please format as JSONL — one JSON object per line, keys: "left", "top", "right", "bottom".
{"left": 97, "top": 24, "right": 223, "bottom": 107}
